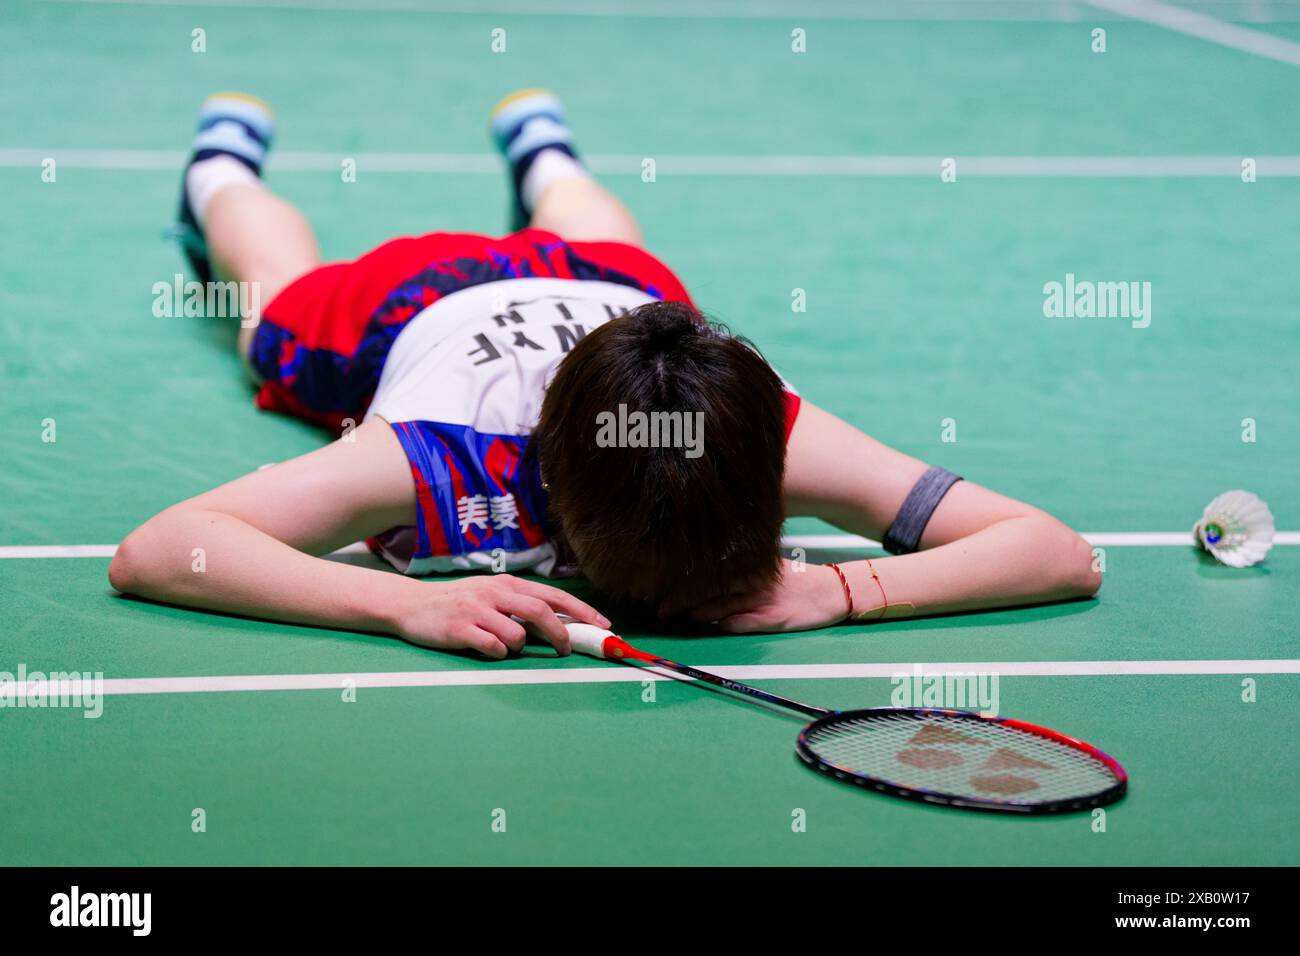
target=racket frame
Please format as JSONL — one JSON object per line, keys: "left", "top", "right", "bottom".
{"left": 796, "top": 707, "right": 1129, "bottom": 814}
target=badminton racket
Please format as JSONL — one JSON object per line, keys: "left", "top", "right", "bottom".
{"left": 565, "top": 622, "right": 1127, "bottom": 814}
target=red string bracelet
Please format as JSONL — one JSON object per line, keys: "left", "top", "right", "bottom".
{"left": 864, "top": 557, "right": 889, "bottom": 620}
{"left": 826, "top": 562, "right": 853, "bottom": 621}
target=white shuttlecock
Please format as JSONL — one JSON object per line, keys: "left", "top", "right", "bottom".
{"left": 1192, "top": 490, "right": 1275, "bottom": 568}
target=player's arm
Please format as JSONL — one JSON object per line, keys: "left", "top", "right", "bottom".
{"left": 688, "top": 401, "right": 1100, "bottom": 631}
{"left": 108, "top": 419, "right": 608, "bottom": 657}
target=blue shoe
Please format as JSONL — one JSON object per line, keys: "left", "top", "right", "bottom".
{"left": 173, "top": 93, "right": 275, "bottom": 283}
{"left": 489, "top": 89, "right": 578, "bottom": 231}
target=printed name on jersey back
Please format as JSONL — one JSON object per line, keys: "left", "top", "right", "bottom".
{"left": 467, "top": 295, "right": 633, "bottom": 366}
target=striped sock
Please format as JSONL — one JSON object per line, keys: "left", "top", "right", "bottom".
{"left": 190, "top": 92, "right": 275, "bottom": 171}
{"left": 175, "top": 93, "right": 275, "bottom": 283}
{"left": 490, "top": 89, "right": 589, "bottom": 230}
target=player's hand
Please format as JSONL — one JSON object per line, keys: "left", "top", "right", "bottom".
{"left": 670, "top": 559, "right": 849, "bottom": 634}
{"left": 394, "top": 575, "right": 610, "bottom": 659}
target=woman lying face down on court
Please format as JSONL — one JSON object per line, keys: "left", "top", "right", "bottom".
{"left": 108, "top": 90, "right": 1101, "bottom": 659}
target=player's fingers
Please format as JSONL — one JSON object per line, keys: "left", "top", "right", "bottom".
{"left": 495, "top": 594, "right": 571, "bottom": 655}
{"left": 460, "top": 626, "right": 511, "bottom": 660}
{"left": 512, "top": 579, "right": 610, "bottom": 629}
{"left": 476, "top": 612, "right": 529, "bottom": 654}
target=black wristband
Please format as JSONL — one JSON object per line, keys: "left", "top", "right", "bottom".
{"left": 882, "top": 466, "right": 963, "bottom": 555}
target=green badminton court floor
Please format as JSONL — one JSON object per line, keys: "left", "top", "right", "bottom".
{"left": 1, "top": 0, "right": 1297, "bottom": 865}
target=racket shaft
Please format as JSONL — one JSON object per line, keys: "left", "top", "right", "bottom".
{"left": 631, "top": 649, "right": 827, "bottom": 720}
{"left": 563, "top": 621, "right": 827, "bottom": 719}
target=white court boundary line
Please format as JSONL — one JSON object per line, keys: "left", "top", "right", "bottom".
{"left": 4, "top": 149, "right": 1300, "bottom": 177}
{"left": 788, "top": 531, "right": 1300, "bottom": 548}
{"left": 3, "top": 532, "right": 1299, "bottom": 560}
{"left": 2, "top": 659, "right": 1297, "bottom": 700}
{"left": 1084, "top": 0, "right": 1300, "bottom": 68}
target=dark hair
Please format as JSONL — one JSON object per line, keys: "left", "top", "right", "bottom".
{"left": 533, "top": 300, "right": 787, "bottom": 609}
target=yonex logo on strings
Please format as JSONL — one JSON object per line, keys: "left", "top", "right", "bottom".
{"left": 595, "top": 403, "right": 705, "bottom": 459}
{"left": 1042, "top": 273, "right": 1152, "bottom": 329}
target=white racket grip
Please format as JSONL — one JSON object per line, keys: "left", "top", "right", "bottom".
{"left": 564, "top": 621, "right": 617, "bottom": 659}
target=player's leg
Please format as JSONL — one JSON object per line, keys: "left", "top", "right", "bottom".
{"left": 527, "top": 176, "right": 643, "bottom": 247}
{"left": 174, "top": 94, "right": 321, "bottom": 371}
{"left": 206, "top": 186, "right": 320, "bottom": 367}
{"left": 203, "top": 186, "right": 319, "bottom": 311}
{"left": 490, "top": 89, "right": 644, "bottom": 246}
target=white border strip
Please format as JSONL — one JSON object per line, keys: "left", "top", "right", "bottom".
{"left": 35, "top": 0, "right": 1300, "bottom": 23}
{"left": 5, "top": 532, "right": 1298, "bottom": 560}
{"left": 2, "top": 658, "right": 1296, "bottom": 700}
{"left": 1084, "top": 0, "right": 1300, "bottom": 68}
{"left": 793, "top": 531, "right": 1300, "bottom": 547}
{"left": 0, "top": 545, "right": 122, "bottom": 558}
{"left": 4, "top": 149, "right": 1300, "bottom": 177}
{"left": 782, "top": 531, "right": 1300, "bottom": 549}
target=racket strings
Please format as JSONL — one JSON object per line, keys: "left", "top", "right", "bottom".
{"left": 805, "top": 712, "right": 1119, "bottom": 803}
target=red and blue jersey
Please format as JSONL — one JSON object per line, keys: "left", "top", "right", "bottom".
{"left": 250, "top": 230, "right": 728, "bottom": 576}
{"left": 249, "top": 228, "right": 800, "bottom": 577}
